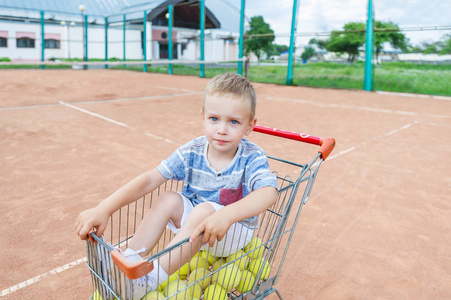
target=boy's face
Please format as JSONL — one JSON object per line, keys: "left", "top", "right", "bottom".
{"left": 202, "top": 93, "right": 256, "bottom": 157}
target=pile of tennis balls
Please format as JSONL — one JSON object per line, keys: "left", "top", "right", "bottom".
{"left": 141, "top": 236, "right": 271, "bottom": 300}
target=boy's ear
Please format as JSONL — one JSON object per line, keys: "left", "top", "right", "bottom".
{"left": 200, "top": 109, "right": 204, "bottom": 119}
{"left": 244, "top": 118, "right": 257, "bottom": 136}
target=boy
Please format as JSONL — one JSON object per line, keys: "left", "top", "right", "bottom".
{"left": 75, "top": 73, "right": 278, "bottom": 299}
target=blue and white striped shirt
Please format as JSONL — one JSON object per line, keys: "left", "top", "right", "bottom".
{"left": 157, "top": 136, "right": 278, "bottom": 228}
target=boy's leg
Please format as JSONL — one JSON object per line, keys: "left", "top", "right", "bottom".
{"left": 128, "top": 191, "right": 185, "bottom": 256}
{"left": 157, "top": 202, "right": 217, "bottom": 275}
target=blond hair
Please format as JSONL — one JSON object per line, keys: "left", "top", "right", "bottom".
{"left": 202, "top": 73, "right": 256, "bottom": 120}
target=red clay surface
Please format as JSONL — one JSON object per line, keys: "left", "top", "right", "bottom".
{"left": 1, "top": 69, "right": 450, "bottom": 299}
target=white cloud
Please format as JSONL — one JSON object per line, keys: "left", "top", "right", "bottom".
{"left": 241, "top": 0, "right": 450, "bottom": 46}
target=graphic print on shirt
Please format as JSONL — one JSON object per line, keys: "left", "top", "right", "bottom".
{"left": 219, "top": 184, "right": 243, "bottom": 206}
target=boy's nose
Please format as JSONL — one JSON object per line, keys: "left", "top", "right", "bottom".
{"left": 217, "top": 123, "right": 227, "bottom": 135}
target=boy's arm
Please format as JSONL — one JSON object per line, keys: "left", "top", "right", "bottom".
{"left": 75, "top": 168, "right": 167, "bottom": 240}
{"left": 190, "top": 186, "right": 278, "bottom": 247}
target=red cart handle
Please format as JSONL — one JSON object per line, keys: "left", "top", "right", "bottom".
{"left": 253, "top": 125, "right": 335, "bottom": 160}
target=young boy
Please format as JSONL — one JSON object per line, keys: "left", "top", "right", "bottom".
{"left": 75, "top": 73, "right": 278, "bottom": 299}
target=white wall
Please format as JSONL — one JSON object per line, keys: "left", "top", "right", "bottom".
{"left": 0, "top": 20, "right": 144, "bottom": 61}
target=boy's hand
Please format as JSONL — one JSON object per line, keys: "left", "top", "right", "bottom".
{"left": 189, "top": 209, "right": 233, "bottom": 247}
{"left": 75, "top": 207, "right": 109, "bottom": 240}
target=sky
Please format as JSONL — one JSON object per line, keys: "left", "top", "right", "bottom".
{"left": 240, "top": 0, "right": 451, "bottom": 46}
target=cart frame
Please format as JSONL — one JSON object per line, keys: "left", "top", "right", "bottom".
{"left": 85, "top": 125, "right": 335, "bottom": 300}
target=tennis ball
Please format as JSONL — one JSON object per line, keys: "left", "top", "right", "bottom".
{"left": 216, "top": 263, "right": 242, "bottom": 292}
{"left": 248, "top": 257, "right": 270, "bottom": 280}
{"left": 244, "top": 237, "right": 264, "bottom": 259}
{"left": 189, "top": 256, "right": 209, "bottom": 271}
{"left": 158, "top": 273, "right": 179, "bottom": 293}
{"left": 92, "top": 290, "right": 103, "bottom": 300}
{"left": 176, "top": 262, "right": 190, "bottom": 280}
{"left": 186, "top": 279, "right": 203, "bottom": 298}
{"left": 141, "top": 290, "right": 165, "bottom": 300}
{"left": 226, "top": 249, "right": 249, "bottom": 271}
{"left": 189, "top": 268, "right": 211, "bottom": 290}
{"left": 236, "top": 270, "right": 256, "bottom": 294}
{"left": 201, "top": 250, "right": 216, "bottom": 266}
{"left": 165, "top": 281, "right": 192, "bottom": 300}
{"left": 212, "top": 258, "right": 227, "bottom": 271}
{"left": 203, "top": 283, "right": 228, "bottom": 300}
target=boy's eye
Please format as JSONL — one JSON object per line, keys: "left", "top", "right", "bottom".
{"left": 210, "top": 117, "right": 218, "bottom": 122}
{"left": 230, "top": 120, "right": 238, "bottom": 125}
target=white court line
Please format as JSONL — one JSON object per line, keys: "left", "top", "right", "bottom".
{"left": 1, "top": 258, "right": 86, "bottom": 297}
{"left": 294, "top": 122, "right": 417, "bottom": 173}
{"left": 267, "top": 96, "right": 451, "bottom": 118}
{"left": 60, "top": 101, "right": 137, "bottom": 130}
{"left": 60, "top": 101, "right": 179, "bottom": 145}
{"left": 326, "top": 122, "right": 416, "bottom": 161}
{"left": 375, "top": 90, "right": 451, "bottom": 101}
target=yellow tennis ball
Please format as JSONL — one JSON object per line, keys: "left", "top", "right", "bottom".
{"left": 212, "top": 258, "right": 227, "bottom": 272}
{"left": 244, "top": 237, "right": 264, "bottom": 259}
{"left": 165, "top": 281, "right": 192, "bottom": 300}
{"left": 216, "top": 264, "right": 242, "bottom": 292}
{"left": 141, "top": 290, "right": 165, "bottom": 300}
{"left": 226, "top": 249, "right": 249, "bottom": 271}
{"left": 236, "top": 270, "right": 256, "bottom": 294}
{"left": 248, "top": 258, "right": 270, "bottom": 280}
{"left": 203, "top": 283, "right": 228, "bottom": 300}
{"left": 158, "top": 273, "right": 179, "bottom": 293}
{"left": 92, "top": 290, "right": 103, "bottom": 300}
{"left": 189, "top": 268, "right": 211, "bottom": 290}
{"left": 190, "top": 256, "right": 209, "bottom": 271}
{"left": 177, "top": 262, "right": 190, "bottom": 280}
{"left": 186, "top": 279, "right": 203, "bottom": 298}
{"left": 201, "top": 250, "right": 216, "bottom": 266}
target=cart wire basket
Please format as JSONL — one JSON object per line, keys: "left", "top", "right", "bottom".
{"left": 85, "top": 125, "right": 335, "bottom": 300}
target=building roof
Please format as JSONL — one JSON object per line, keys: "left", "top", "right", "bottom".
{"left": 0, "top": 0, "right": 241, "bottom": 32}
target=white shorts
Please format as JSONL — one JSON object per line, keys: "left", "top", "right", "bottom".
{"left": 167, "top": 193, "right": 254, "bottom": 257}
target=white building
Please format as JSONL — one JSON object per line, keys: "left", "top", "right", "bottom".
{"left": 0, "top": 0, "right": 242, "bottom": 62}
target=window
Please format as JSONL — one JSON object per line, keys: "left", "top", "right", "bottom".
{"left": 0, "top": 37, "right": 6, "bottom": 47}
{"left": 17, "top": 37, "right": 35, "bottom": 48}
{"left": 45, "top": 39, "right": 60, "bottom": 49}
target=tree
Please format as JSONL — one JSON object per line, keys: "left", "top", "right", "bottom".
{"left": 308, "top": 38, "right": 327, "bottom": 50}
{"left": 374, "top": 21, "right": 408, "bottom": 62}
{"left": 244, "top": 16, "right": 275, "bottom": 62}
{"left": 301, "top": 46, "right": 315, "bottom": 61}
{"left": 265, "top": 44, "right": 289, "bottom": 57}
{"left": 326, "top": 22, "right": 366, "bottom": 63}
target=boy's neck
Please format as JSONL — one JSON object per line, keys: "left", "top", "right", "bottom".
{"left": 206, "top": 144, "right": 239, "bottom": 172}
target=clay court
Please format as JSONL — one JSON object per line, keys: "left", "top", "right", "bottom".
{"left": 1, "top": 69, "right": 450, "bottom": 299}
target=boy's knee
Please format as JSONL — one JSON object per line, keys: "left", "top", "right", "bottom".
{"left": 153, "top": 191, "right": 182, "bottom": 209}
{"left": 191, "top": 202, "right": 216, "bottom": 218}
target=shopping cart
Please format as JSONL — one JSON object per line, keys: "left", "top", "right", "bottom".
{"left": 85, "top": 125, "right": 335, "bottom": 300}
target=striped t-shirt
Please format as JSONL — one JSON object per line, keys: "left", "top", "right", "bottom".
{"left": 157, "top": 136, "right": 278, "bottom": 228}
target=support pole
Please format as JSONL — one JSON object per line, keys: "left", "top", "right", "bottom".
{"left": 168, "top": 5, "right": 173, "bottom": 75}
{"left": 200, "top": 0, "right": 205, "bottom": 78}
{"left": 364, "top": 0, "right": 374, "bottom": 91}
{"left": 84, "top": 14, "right": 88, "bottom": 69}
{"left": 123, "top": 14, "right": 126, "bottom": 68}
{"left": 286, "top": 0, "right": 299, "bottom": 85}
{"left": 238, "top": 0, "right": 245, "bottom": 75}
{"left": 105, "top": 17, "right": 108, "bottom": 69}
{"left": 143, "top": 10, "right": 147, "bottom": 72}
{"left": 40, "top": 10, "right": 45, "bottom": 69}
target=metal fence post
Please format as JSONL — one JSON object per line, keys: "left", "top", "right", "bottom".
{"left": 364, "top": 0, "right": 374, "bottom": 91}
{"left": 40, "top": 10, "right": 45, "bottom": 69}
{"left": 200, "top": 0, "right": 205, "bottom": 78}
{"left": 168, "top": 5, "right": 173, "bottom": 75}
{"left": 286, "top": 0, "right": 299, "bottom": 85}
{"left": 238, "top": 0, "right": 245, "bottom": 75}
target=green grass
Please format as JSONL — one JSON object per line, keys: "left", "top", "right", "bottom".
{"left": 1, "top": 60, "right": 450, "bottom": 96}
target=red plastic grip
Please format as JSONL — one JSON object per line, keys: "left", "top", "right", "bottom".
{"left": 110, "top": 249, "right": 154, "bottom": 280}
{"left": 253, "top": 125, "right": 335, "bottom": 160}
